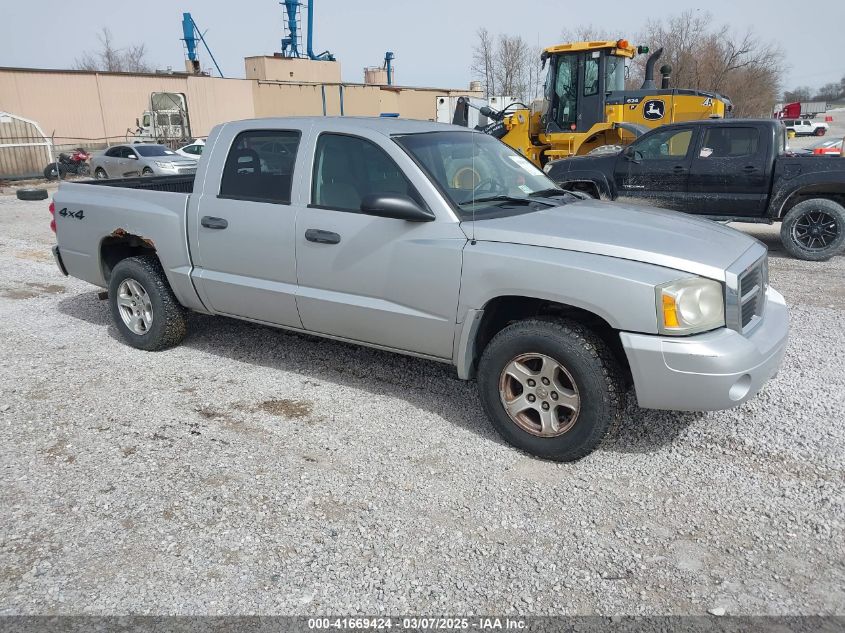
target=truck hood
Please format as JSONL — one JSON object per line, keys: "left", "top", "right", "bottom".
{"left": 466, "top": 199, "right": 761, "bottom": 281}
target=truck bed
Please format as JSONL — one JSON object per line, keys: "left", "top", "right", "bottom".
{"left": 77, "top": 174, "right": 194, "bottom": 194}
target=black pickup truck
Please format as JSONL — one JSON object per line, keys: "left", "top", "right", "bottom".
{"left": 544, "top": 119, "right": 845, "bottom": 260}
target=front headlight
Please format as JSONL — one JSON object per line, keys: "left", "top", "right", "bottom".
{"left": 656, "top": 278, "right": 725, "bottom": 335}
{"left": 155, "top": 161, "right": 175, "bottom": 169}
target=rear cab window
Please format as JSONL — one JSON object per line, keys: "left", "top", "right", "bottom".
{"left": 219, "top": 130, "right": 301, "bottom": 204}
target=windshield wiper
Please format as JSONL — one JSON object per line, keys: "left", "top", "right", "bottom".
{"left": 528, "top": 187, "right": 576, "bottom": 198}
{"left": 458, "top": 194, "right": 534, "bottom": 206}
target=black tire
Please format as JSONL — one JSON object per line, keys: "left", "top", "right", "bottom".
{"left": 141, "top": 167, "right": 154, "bottom": 177}
{"left": 43, "top": 163, "right": 64, "bottom": 180}
{"left": 477, "top": 318, "right": 625, "bottom": 462}
{"left": 780, "top": 198, "right": 845, "bottom": 261}
{"left": 108, "top": 255, "right": 187, "bottom": 351}
{"left": 94, "top": 167, "right": 108, "bottom": 180}
{"left": 815, "top": 127, "right": 826, "bottom": 136}
{"left": 16, "top": 188, "right": 49, "bottom": 201}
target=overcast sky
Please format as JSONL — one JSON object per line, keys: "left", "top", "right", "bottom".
{"left": 1, "top": 0, "right": 842, "bottom": 92}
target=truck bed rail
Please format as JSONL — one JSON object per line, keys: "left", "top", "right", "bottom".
{"left": 78, "top": 175, "right": 194, "bottom": 194}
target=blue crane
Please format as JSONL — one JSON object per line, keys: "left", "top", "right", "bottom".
{"left": 181, "top": 12, "right": 225, "bottom": 78}
{"left": 279, "top": 1, "right": 335, "bottom": 61}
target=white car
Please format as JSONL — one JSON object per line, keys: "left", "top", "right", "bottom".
{"left": 174, "top": 139, "right": 205, "bottom": 160}
{"left": 782, "top": 119, "right": 829, "bottom": 137}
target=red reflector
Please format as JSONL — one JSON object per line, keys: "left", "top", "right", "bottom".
{"left": 49, "top": 201, "right": 55, "bottom": 215}
{"left": 50, "top": 219, "right": 56, "bottom": 233}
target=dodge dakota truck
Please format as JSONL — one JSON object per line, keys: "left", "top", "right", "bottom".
{"left": 545, "top": 119, "right": 845, "bottom": 261}
{"left": 50, "top": 117, "right": 789, "bottom": 461}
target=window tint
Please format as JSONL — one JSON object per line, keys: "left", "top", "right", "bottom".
{"left": 312, "top": 133, "right": 425, "bottom": 213}
{"left": 584, "top": 58, "right": 599, "bottom": 96}
{"left": 105, "top": 147, "right": 122, "bottom": 158}
{"left": 120, "top": 147, "right": 136, "bottom": 159}
{"left": 135, "top": 145, "right": 175, "bottom": 157}
{"left": 219, "top": 130, "right": 300, "bottom": 204}
{"left": 699, "top": 127, "right": 760, "bottom": 158}
{"left": 635, "top": 128, "right": 694, "bottom": 160}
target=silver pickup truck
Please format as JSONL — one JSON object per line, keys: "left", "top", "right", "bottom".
{"left": 51, "top": 117, "right": 789, "bottom": 461}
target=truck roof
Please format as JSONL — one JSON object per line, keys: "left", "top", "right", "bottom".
{"left": 661, "top": 118, "right": 781, "bottom": 128}
{"left": 223, "top": 116, "right": 463, "bottom": 137}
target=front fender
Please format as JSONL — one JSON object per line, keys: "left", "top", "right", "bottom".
{"left": 557, "top": 169, "right": 614, "bottom": 199}
{"left": 453, "top": 241, "right": 692, "bottom": 378}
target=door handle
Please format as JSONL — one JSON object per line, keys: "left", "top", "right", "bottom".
{"left": 201, "top": 216, "right": 228, "bottom": 229}
{"left": 743, "top": 165, "right": 758, "bottom": 171}
{"left": 672, "top": 165, "right": 687, "bottom": 172}
{"left": 305, "top": 229, "right": 341, "bottom": 245}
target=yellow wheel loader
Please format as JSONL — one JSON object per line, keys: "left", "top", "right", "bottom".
{"left": 454, "top": 40, "right": 732, "bottom": 168}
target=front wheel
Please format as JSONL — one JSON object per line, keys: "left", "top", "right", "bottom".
{"left": 108, "top": 256, "right": 187, "bottom": 351}
{"left": 477, "top": 318, "right": 625, "bottom": 462}
{"left": 780, "top": 198, "right": 845, "bottom": 261}
{"left": 141, "top": 167, "right": 154, "bottom": 177}
{"left": 43, "top": 163, "right": 65, "bottom": 180}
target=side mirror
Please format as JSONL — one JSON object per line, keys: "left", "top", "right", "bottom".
{"left": 360, "top": 194, "right": 435, "bottom": 222}
{"left": 136, "top": 118, "right": 140, "bottom": 127}
{"left": 127, "top": 154, "right": 138, "bottom": 160}
{"left": 623, "top": 146, "right": 642, "bottom": 163}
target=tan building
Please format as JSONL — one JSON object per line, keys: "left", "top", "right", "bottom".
{"left": 0, "top": 55, "right": 480, "bottom": 169}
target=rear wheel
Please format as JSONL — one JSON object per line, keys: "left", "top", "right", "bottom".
{"left": 108, "top": 256, "right": 187, "bottom": 351}
{"left": 94, "top": 167, "right": 108, "bottom": 180}
{"left": 477, "top": 318, "right": 625, "bottom": 461}
{"left": 780, "top": 198, "right": 845, "bottom": 261}
{"left": 815, "top": 127, "right": 826, "bottom": 136}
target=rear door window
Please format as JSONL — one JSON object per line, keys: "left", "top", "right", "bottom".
{"left": 219, "top": 130, "right": 300, "bottom": 204}
{"left": 699, "top": 127, "right": 760, "bottom": 158}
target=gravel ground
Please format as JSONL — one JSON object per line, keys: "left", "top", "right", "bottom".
{"left": 0, "top": 190, "right": 843, "bottom": 617}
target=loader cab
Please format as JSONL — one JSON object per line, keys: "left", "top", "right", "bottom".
{"left": 543, "top": 41, "right": 635, "bottom": 135}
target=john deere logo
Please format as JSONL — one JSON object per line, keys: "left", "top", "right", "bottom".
{"left": 643, "top": 99, "right": 665, "bottom": 120}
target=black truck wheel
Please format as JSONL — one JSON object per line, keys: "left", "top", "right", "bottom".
{"left": 477, "top": 318, "right": 625, "bottom": 462}
{"left": 108, "top": 255, "right": 187, "bottom": 351}
{"left": 780, "top": 198, "right": 845, "bottom": 261}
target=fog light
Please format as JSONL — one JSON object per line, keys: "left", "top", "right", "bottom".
{"left": 729, "top": 374, "right": 752, "bottom": 401}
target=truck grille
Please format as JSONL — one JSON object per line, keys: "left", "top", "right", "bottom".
{"left": 738, "top": 258, "right": 767, "bottom": 330}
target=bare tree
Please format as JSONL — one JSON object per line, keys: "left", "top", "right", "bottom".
{"left": 784, "top": 86, "right": 812, "bottom": 102}
{"left": 74, "top": 28, "right": 153, "bottom": 73}
{"left": 813, "top": 82, "right": 842, "bottom": 101}
{"left": 471, "top": 30, "right": 544, "bottom": 102}
{"left": 471, "top": 28, "right": 497, "bottom": 97}
{"left": 636, "top": 11, "right": 784, "bottom": 117}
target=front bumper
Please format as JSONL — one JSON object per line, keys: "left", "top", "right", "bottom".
{"left": 620, "top": 287, "right": 789, "bottom": 411}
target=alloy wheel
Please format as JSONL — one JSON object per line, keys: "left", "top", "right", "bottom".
{"left": 793, "top": 210, "right": 839, "bottom": 250}
{"left": 116, "top": 278, "right": 153, "bottom": 335}
{"left": 498, "top": 353, "right": 580, "bottom": 437}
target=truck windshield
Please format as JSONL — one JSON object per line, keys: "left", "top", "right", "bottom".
{"left": 134, "top": 145, "right": 176, "bottom": 157}
{"left": 394, "top": 131, "right": 570, "bottom": 220}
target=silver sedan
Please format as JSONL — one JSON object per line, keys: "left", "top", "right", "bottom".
{"left": 91, "top": 144, "right": 198, "bottom": 180}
